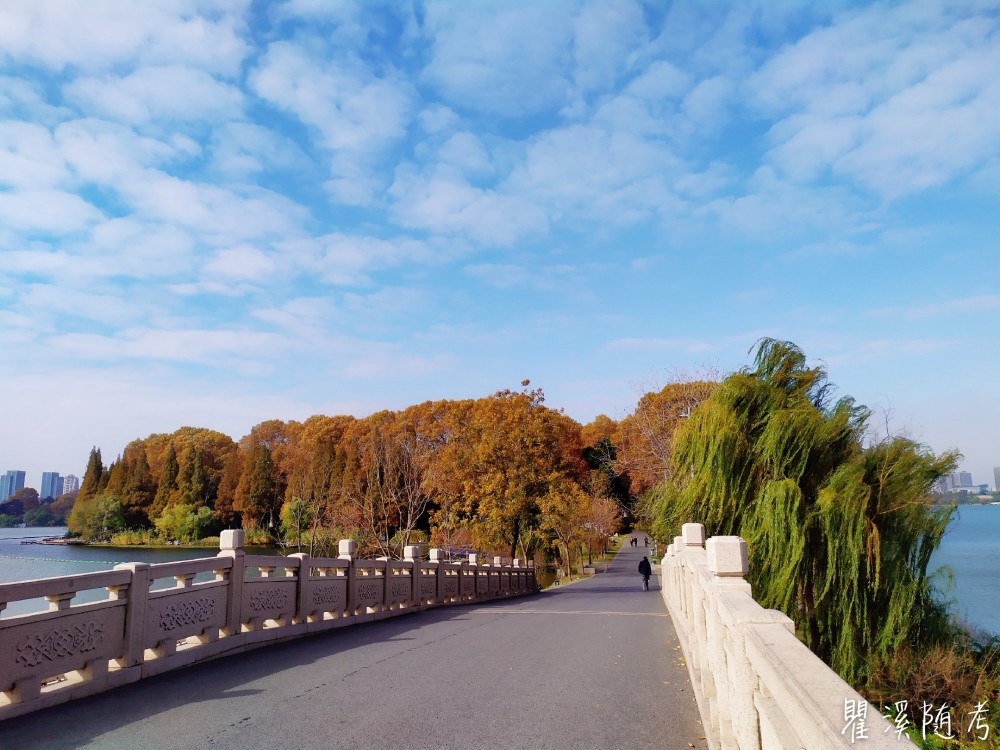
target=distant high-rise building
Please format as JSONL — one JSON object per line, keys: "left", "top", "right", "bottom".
{"left": 40, "top": 472, "right": 64, "bottom": 500}
{"left": 994, "top": 467, "right": 1000, "bottom": 492}
{"left": 955, "top": 471, "right": 973, "bottom": 488}
{"left": 63, "top": 474, "right": 80, "bottom": 494}
{"left": 1, "top": 470, "right": 26, "bottom": 501}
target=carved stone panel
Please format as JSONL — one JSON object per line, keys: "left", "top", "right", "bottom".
{"left": 389, "top": 579, "right": 411, "bottom": 603}
{"left": 354, "top": 579, "right": 382, "bottom": 608}
{"left": 242, "top": 581, "right": 294, "bottom": 620}
{"left": 146, "top": 588, "right": 226, "bottom": 644}
{"left": 443, "top": 578, "right": 459, "bottom": 597}
{"left": 311, "top": 581, "right": 346, "bottom": 611}
{"left": 0, "top": 606, "right": 126, "bottom": 689}
{"left": 420, "top": 578, "right": 437, "bottom": 599}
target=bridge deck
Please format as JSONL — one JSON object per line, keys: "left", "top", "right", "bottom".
{"left": 0, "top": 541, "right": 706, "bottom": 750}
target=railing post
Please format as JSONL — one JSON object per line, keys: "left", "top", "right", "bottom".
{"left": 404, "top": 545, "right": 421, "bottom": 607}
{"left": 705, "top": 536, "right": 751, "bottom": 750}
{"left": 429, "top": 548, "right": 446, "bottom": 604}
{"left": 289, "top": 552, "right": 310, "bottom": 624}
{"left": 339, "top": 539, "right": 356, "bottom": 616}
{"left": 217, "top": 529, "right": 245, "bottom": 637}
{"left": 112, "top": 562, "right": 148, "bottom": 669}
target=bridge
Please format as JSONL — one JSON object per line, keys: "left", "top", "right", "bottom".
{"left": 0, "top": 528, "right": 910, "bottom": 748}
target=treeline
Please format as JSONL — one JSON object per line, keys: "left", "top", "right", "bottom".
{"left": 0, "top": 487, "right": 75, "bottom": 527}
{"left": 68, "top": 382, "right": 699, "bottom": 571}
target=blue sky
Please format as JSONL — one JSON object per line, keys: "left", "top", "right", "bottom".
{"left": 1, "top": 0, "right": 998, "bottom": 491}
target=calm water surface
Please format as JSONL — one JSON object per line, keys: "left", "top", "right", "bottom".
{"left": 929, "top": 504, "right": 1000, "bottom": 637}
{"left": 0, "top": 527, "right": 280, "bottom": 617}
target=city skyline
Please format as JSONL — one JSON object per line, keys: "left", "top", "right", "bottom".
{"left": 1, "top": 1, "right": 997, "bottom": 491}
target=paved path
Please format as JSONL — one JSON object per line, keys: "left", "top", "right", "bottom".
{"left": 0, "top": 539, "right": 706, "bottom": 750}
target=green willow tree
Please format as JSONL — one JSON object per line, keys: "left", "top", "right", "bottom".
{"left": 651, "top": 339, "right": 959, "bottom": 685}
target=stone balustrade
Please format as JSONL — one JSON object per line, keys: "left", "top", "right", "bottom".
{"left": 662, "top": 523, "right": 915, "bottom": 750}
{"left": 0, "top": 531, "right": 537, "bottom": 722}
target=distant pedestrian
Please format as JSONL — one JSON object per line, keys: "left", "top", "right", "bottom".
{"left": 638, "top": 556, "right": 652, "bottom": 591}
{"left": 643, "top": 537, "right": 648, "bottom": 547}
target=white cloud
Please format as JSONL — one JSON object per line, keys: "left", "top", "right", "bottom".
{"left": 680, "top": 75, "right": 734, "bottom": 131}
{"left": 421, "top": 1, "right": 575, "bottom": 116}
{"left": 438, "top": 132, "right": 493, "bottom": 177}
{"left": 389, "top": 166, "right": 548, "bottom": 246}
{"left": 203, "top": 245, "right": 277, "bottom": 283}
{"left": 0, "top": 1, "right": 250, "bottom": 74}
{"left": 750, "top": 1, "right": 1000, "bottom": 197}
{"left": 0, "top": 188, "right": 102, "bottom": 233}
{"left": 54, "top": 118, "right": 176, "bottom": 185}
{"left": 506, "top": 124, "right": 682, "bottom": 223}
{"left": 53, "top": 326, "right": 292, "bottom": 365}
{"left": 313, "top": 233, "right": 441, "bottom": 285}
{"left": 118, "top": 171, "right": 307, "bottom": 241}
{"left": 67, "top": 66, "right": 244, "bottom": 124}
{"left": 250, "top": 40, "right": 414, "bottom": 202}
{"left": 418, "top": 104, "right": 460, "bottom": 134}
{"left": 20, "top": 283, "right": 146, "bottom": 327}
{"left": 210, "top": 122, "right": 306, "bottom": 176}
{"left": 0, "top": 121, "right": 69, "bottom": 189}
{"left": 868, "top": 295, "right": 1000, "bottom": 320}
{"left": 571, "top": 0, "right": 647, "bottom": 95}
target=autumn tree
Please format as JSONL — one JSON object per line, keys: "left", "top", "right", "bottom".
{"left": 539, "top": 476, "right": 592, "bottom": 577}
{"left": 340, "top": 411, "right": 432, "bottom": 558}
{"left": 423, "top": 384, "right": 587, "bottom": 561}
{"left": 279, "top": 415, "right": 355, "bottom": 554}
{"left": 615, "top": 378, "right": 717, "bottom": 502}
{"left": 214, "top": 449, "right": 244, "bottom": 527}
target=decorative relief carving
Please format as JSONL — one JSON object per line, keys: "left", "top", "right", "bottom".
{"left": 391, "top": 580, "right": 410, "bottom": 599}
{"left": 160, "top": 598, "right": 215, "bottom": 631}
{"left": 249, "top": 589, "right": 288, "bottom": 612}
{"left": 444, "top": 579, "right": 459, "bottom": 596}
{"left": 357, "top": 581, "right": 380, "bottom": 602}
{"left": 420, "top": 580, "right": 436, "bottom": 597}
{"left": 313, "top": 585, "right": 344, "bottom": 607}
{"left": 16, "top": 622, "right": 104, "bottom": 667}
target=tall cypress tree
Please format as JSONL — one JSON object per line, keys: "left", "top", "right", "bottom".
{"left": 151, "top": 444, "right": 180, "bottom": 519}
{"left": 77, "top": 447, "right": 105, "bottom": 503}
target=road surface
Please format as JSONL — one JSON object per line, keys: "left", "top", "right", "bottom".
{"left": 0, "top": 539, "right": 706, "bottom": 750}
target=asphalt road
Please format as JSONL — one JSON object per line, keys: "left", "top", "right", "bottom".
{"left": 0, "top": 540, "right": 707, "bottom": 750}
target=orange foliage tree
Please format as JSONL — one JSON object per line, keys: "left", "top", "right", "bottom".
{"left": 613, "top": 380, "right": 717, "bottom": 499}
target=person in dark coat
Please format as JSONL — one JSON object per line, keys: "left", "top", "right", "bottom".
{"left": 638, "top": 556, "right": 652, "bottom": 591}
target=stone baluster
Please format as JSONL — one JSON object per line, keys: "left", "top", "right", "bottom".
{"left": 429, "top": 548, "right": 446, "bottom": 604}
{"left": 112, "top": 562, "right": 149, "bottom": 669}
{"left": 289, "top": 552, "right": 310, "bottom": 624}
{"left": 703, "top": 536, "right": 750, "bottom": 750}
{"left": 217, "top": 529, "right": 245, "bottom": 637}
{"left": 404, "top": 545, "right": 421, "bottom": 607}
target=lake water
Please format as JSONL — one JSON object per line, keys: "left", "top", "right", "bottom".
{"left": 0, "top": 527, "right": 281, "bottom": 618}
{"left": 929, "top": 504, "right": 1000, "bottom": 637}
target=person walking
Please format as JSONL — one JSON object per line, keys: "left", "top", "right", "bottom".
{"left": 638, "top": 556, "right": 652, "bottom": 591}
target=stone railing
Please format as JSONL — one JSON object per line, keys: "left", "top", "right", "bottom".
{"left": 0, "top": 531, "right": 537, "bottom": 721}
{"left": 662, "top": 523, "right": 914, "bottom": 750}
